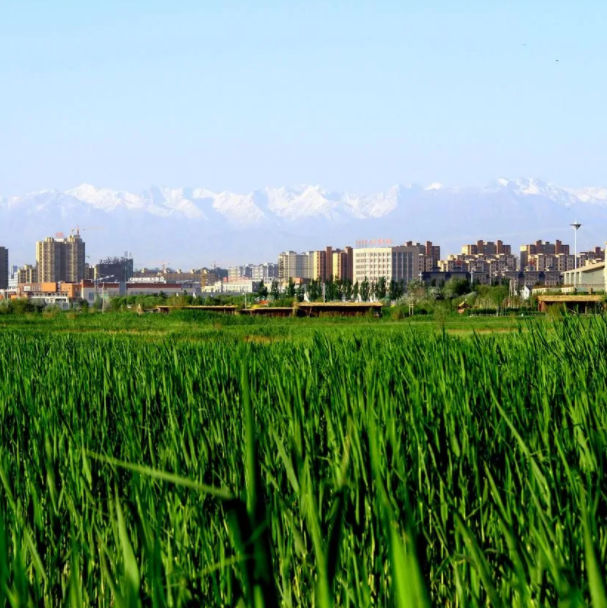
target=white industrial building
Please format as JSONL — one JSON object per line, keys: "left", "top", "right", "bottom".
{"left": 562, "top": 262, "right": 606, "bottom": 292}
{"left": 353, "top": 245, "right": 423, "bottom": 286}
{"left": 203, "top": 279, "right": 259, "bottom": 294}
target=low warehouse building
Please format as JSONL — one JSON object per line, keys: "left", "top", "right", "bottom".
{"left": 537, "top": 295, "right": 604, "bottom": 314}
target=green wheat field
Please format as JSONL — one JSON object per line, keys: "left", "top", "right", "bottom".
{"left": 1, "top": 313, "right": 606, "bottom": 606}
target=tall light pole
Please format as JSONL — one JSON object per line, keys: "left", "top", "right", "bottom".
{"left": 571, "top": 221, "right": 581, "bottom": 287}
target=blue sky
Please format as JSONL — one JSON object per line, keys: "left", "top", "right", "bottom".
{"left": 1, "top": 0, "right": 605, "bottom": 195}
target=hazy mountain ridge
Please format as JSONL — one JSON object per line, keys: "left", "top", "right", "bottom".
{"left": 1, "top": 177, "right": 605, "bottom": 267}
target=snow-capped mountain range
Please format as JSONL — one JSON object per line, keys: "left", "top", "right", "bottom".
{"left": 1, "top": 178, "right": 606, "bottom": 267}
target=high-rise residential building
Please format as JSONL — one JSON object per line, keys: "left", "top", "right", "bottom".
{"left": 17, "top": 264, "right": 38, "bottom": 284}
{"left": 95, "top": 255, "right": 134, "bottom": 283}
{"left": 65, "top": 234, "right": 85, "bottom": 282}
{"left": 228, "top": 264, "right": 254, "bottom": 281}
{"left": 332, "top": 247, "right": 354, "bottom": 281}
{"left": 36, "top": 233, "right": 86, "bottom": 283}
{"left": 353, "top": 245, "right": 422, "bottom": 286}
{"left": 310, "top": 247, "right": 334, "bottom": 282}
{"left": 278, "top": 251, "right": 313, "bottom": 280}
{"left": 405, "top": 241, "right": 441, "bottom": 271}
{"left": 439, "top": 253, "right": 517, "bottom": 274}
{"left": 311, "top": 247, "right": 334, "bottom": 281}
{"left": 251, "top": 263, "right": 279, "bottom": 281}
{"left": 440, "top": 239, "right": 515, "bottom": 278}
{"left": 526, "top": 252, "right": 575, "bottom": 272}
{"left": 0, "top": 246, "right": 8, "bottom": 290}
{"left": 579, "top": 247, "right": 604, "bottom": 266}
{"left": 520, "top": 240, "right": 569, "bottom": 270}
{"left": 461, "top": 240, "right": 511, "bottom": 256}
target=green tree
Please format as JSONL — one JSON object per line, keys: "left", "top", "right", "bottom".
{"left": 309, "top": 279, "right": 321, "bottom": 301}
{"left": 353, "top": 281, "right": 359, "bottom": 301}
{"left": 325, "top": 276, "right": 336, "bottom": 301}
{"left": 490, "top": 284, "right": 510, "bottom": 315}
{"left": 334, "top": 278, "right": 344, "bottom": 301}
{"left": 374, "top": 276, "right": 387, "bottom": 299}
{"left": 296, "top": 283, "right": 305, "bottom": 303}
{"left": 11, "top": 298, "right": 36, "bottom": 314}
{"left": 286, "top": 277, "right": 296, "bottom": 298}
{"left": 270, "top": 280, "right": 280, "bottom": 300}
{"left": 360, "top": 277, "right": 371, "bottom": 302}
{"left": 406, "top": 279, "right": 427, "bottom": 308}
{"left": 258, "top": 280, "right": 269, "bottom": 298}
{"left": 389, "top": 279, "right": 399, "bottom": 301}
{"left": 343, "top": 279, "right": 353, "bottom": 301}
{"left": 444, "top": 278, "right": 470, "bottom": 300}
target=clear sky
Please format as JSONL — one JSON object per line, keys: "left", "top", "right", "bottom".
{"left": 1, "top": 0, "right": 606, "bottom": 195}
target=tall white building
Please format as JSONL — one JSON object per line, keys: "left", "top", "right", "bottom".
{"left": 353, "top": 245, "right": 423, "bottom": 285}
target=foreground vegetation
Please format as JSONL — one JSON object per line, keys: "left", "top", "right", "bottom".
{"left": 1, "top": 314, "right": 607, "bottom": 606}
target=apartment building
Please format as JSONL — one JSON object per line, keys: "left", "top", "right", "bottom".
{"left": 527, "top": 253, "right": 575, "bottom": 272}
{"left": 332, "top": 247, "right": 353, "bottom": 281}
{"left": 353, "top": 245, "right": 422, "bottom": 285}
{"left": 0, "top": 246, "right": 8, "bottom": 290}
{"left": 461, "top": 240, "right": 511, "bottom": 256}
{"left": 228, "top": 265, "right": 253, "bottom": 281}
{"left": 440, "top": 239, "right": 516, "bottom": 276}
{"left": 251, "top": 263, "right": 279, "bottom": 281}
{"left": 520, "top": 240, "right": 569, "bottom": 270}
{"left": 502, "top": 270, "right": 562, "bottom": 288}
{"left": 440, "top": 253, "right": 516, "bottom": 274}
{"left": 36, "top": 233, "right": 86, "bottom": 282}
{"left": 311, "top": 247, "right": 333, "bottom": 282}
{"left": 405, "top": 241, "right": 441, "bottom": 271}
{"left": 579, "top": 247, "right": 605, "bottom": 266}
{"left": 278, "top": 251, "right": 313, "bottom": 280}
{"left": 17, "top": 264, "right": 38, "bottom": 284}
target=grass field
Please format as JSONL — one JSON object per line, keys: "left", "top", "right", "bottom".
{"left": 0, "top": 309, "right": 529, "bottom": 341}
{"left": 1, "top": 311, "right": 606, "bottom": 606}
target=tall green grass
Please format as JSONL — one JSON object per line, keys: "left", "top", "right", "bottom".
{"left": 0, "top": 316, "right": 606, "bottom": 606}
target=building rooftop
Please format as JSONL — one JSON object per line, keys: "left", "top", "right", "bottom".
{"left": 537, "top": 295, "right": 604, "bottom": 303}
{"left": 564, "top": 262, "right": 605, "bottom": 273}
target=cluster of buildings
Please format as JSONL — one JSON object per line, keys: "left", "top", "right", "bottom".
{"left": 270, "top": 238, "right": 604, "bottom": 291}
{"left": 1, "top": 229, "right": 606, "bottom": 308}
{"left": 0, "top": 232, "right": 210, "bottom": 308}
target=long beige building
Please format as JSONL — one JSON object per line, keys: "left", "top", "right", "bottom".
{"left": 353, "top": 245, "right": 422, "bottom": 285}
{"left": 36, "top": 233, "right": 86, "bottom": 283}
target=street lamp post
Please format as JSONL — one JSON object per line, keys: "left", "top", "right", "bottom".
{"left": 571, "top": 221, "right": 581, "bottom": 288}
{"left": 95, "top": 275, "right": 114, "bottom": 313}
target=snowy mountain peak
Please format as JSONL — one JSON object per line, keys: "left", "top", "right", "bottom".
{"left": 3, "top": 177, "right": 607, "bottom": 268}
{"left": 4, "top": 178, "right": 607, "bottom": 226}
